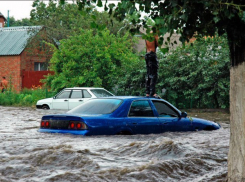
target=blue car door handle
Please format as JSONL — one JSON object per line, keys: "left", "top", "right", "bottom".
{"left": 132, "top": 123, "right": 137, "bottom": 125}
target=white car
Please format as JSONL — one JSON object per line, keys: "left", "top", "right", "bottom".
{"left": 36, "top": 87, "right": 114, "bottom": 110}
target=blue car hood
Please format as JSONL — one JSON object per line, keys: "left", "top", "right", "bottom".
{"left": 191, "top": 117, "right": 215, "bottom": 123}
{"left": 191, "top": 117, "right": 220, "bottom": 128}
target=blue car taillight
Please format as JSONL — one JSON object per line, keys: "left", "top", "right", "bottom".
{"left": 41, "top": 120, "right": 50, "bottom": 128}
{"left": 68, "top": 121, "right": 87, "bottom": 130}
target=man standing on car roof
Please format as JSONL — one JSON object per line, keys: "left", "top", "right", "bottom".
{"left": 145, "top": 30, "right": 159, "bottom": 97}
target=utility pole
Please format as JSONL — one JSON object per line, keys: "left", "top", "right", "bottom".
{"left": 7, "top": 10, "right": 9, "bottom": 27}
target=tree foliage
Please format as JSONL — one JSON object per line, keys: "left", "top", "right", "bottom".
{"left": 8, "top": 17, "right": 33, "bottom": 27}
{"left": 76, "top": 0, "right": 245, "bottom": 66}
{"left": 30, "top": 0, "right": 128, "bottom": 46}
{"left": 160, "top": 35, "right": 230, "bottom": 108}
{"left": 116, "top": 35, "right": 230, "bottom": 109}
{"left": 27, "top": 0, "right": 133, "bottom": 74}
{"left": 44, "top": 29, "right": 139, "bottom": 92}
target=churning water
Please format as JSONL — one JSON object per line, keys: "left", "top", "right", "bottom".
{"left": 0, "top": 106, "right": 229, "bottom": 182}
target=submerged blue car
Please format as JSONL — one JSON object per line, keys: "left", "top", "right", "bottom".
{"left": 39, "top": 96, "right": 220, "bottom": 135}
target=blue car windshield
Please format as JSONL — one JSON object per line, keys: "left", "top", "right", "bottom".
{"left": 68, "top": 99, "right": 122, "bottom": 114}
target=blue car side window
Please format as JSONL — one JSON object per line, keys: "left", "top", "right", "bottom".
{"left": 129, "top": 100, "right": 154, "bottom": 117}
{"left": 152, "top": 101, "right": 179, "bottom": 117}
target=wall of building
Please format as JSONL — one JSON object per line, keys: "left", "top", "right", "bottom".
{"left": 0, "top": 16, "right": 5, "bottom": 28}
{"left": 0, "top": 55, "right": 21, "bottom": 92}
{"left": 0, "top": 49, "right": 52, "bottom": 92}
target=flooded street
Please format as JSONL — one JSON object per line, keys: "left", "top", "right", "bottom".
{"left": 0, "top": 106, "right": 229, "bottom": 182}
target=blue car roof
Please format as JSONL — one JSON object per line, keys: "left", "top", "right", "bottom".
{"left": 99, "top": 96, "right": 163, "bottom": 100}
{"left": 95, "top": 96, "right": 181, "bottom": 114}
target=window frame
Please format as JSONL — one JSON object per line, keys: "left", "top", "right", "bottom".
{"left": 128, "top": 100, "right": 155, "bottom": 118}
{"left": 151, "top": 100, "right": 180, "bottom": 118}
{"left": 34, "top": 62, "right": 48, "bottom": 71}
{"left": 55, "top": 90, "right": 72, "bottom": 99}
{"left": 70, "top": 90, "right": 83, "bottom": 99}
{"left": 82, "top": 89, "right": 92, "bottom": 98}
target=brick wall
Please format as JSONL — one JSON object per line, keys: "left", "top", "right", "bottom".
{"left": 0, "top": 55, "right": 21, "bottom": 92}
{"left": 0, "top": 49, "right": 52, "bottom": 92}
{"left": 0, "top": 16, "right": 5, "bottom": 28}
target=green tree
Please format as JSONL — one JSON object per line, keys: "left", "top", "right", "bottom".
{"left": 116, "top": 35, "right": 230, "bottom": 109}
{"left": 8, "top": 17, "right": 33, "bottom": 27}
{"left": 159, "top": 35, "right": 230, "bottom": 109}
{"left": 75, "top": 1, "right": 245, "bottom": 179}
{"left": 28, "top": 0, "right": 131, "bottom": 68}
{"left": 44, "top": 29, "right": 139, "bottom": 92}
{"left": 30, "top": 0, "right": 128, "bottom": 45}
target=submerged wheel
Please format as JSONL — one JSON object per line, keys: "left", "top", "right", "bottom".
{"left": 42, "top": 105, "right": 50, "bottom": 110}
{"left": 203, "top": 125, "right": 216, "bottom": 131}
{"left": 117, "top": 131, "right": 132, "bottom": 135}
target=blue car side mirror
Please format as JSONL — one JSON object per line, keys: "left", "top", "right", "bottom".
{"left": 181, "top": 112, "right": 187, "bottom": 118}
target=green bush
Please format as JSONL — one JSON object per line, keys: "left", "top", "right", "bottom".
{"left": 44, "top": 29, "right": 140, "bottom": 92}
{"left": 0, "top": 88, "right": 51, "bottom": 107}
{"left": 116, "top": 35, "right": 230, "bottom": 109}
{"left": 159, "top": 35, "right": 230, "bottom": 109}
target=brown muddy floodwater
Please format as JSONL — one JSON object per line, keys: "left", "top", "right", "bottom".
{"left": 0, "top": 106, "right": 229, "bottom": 182}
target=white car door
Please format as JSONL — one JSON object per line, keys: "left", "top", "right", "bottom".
{"left": 52, "top": 90, "right": 71, "bottom": 109}
{"left": 68, "top": 89, "right": 93, "bottom": 110}
{"left": 68, "top": 90, "right": 84, "bottom": 109}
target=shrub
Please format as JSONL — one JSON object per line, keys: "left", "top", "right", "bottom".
{"left": 0, "top": 88, "right": 52, "bottom": 107}
{"left": 116, "top": 35, "right": 230, "bottom": 109}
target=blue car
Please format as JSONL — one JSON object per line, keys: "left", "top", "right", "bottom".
{"left": 39, "top": 96, "right": 220, "bottom": 135}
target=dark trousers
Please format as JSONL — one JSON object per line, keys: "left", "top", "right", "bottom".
{"left": 145, "top": 51, "right": 158, "bottom": 96}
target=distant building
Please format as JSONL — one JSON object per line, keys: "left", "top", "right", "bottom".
{"left": 0, "top": 12, "right": 53, "bottom": 92}
{"left": 0, "top": 12, "right": 6, "bottom": 28}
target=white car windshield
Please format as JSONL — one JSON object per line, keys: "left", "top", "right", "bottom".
{"left": 68, "top": 99, "right": 122, "bottom": 114}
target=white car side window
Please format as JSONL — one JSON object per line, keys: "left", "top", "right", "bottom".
{"left": 70, "top": 90, "right": 83, "bottom": 98}
{"left": 56, "top": 90, "right": 71, "bottom": 99}
{"left": 83, "top": 90, "right": 92, "bottom": 98}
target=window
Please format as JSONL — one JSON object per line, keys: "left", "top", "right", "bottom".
{"left": 83, "top": 90, "right": 92, "bottom": 98}
{"left": 70, "top": 90, "right": 82, "bottom": 98}
{"left": 34, "top": 62, "right": 47, "bottom": 71}
{"left": 68, "top": 99, "right": 122, "bottom": 114}
{"left": 90, "top": 89, "right": 113, "bottom": 97}
{"left": 56, "top": 90, "right": 71, "bottom": 99}
{"left": 152, "top": 101, "right": 179, "bottom": 117}
{"left": 129, "top": 100, "right": 154, "bottom": 117}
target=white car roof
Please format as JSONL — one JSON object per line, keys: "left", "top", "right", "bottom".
{"left": 65, "top": 87, "right": 105, "bottom": 89}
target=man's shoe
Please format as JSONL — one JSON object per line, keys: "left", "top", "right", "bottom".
{"left": 154, "top": 94, "right": 161, "bottom": 99}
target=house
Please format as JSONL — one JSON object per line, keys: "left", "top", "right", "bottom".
{"left": 0, "top": 12, "right": 53, "bottom": 92}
